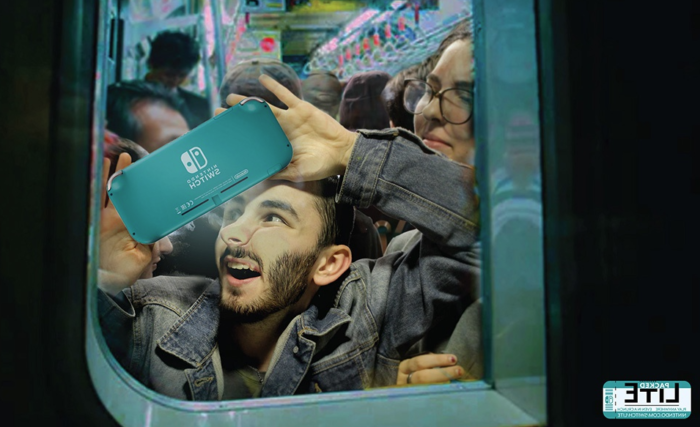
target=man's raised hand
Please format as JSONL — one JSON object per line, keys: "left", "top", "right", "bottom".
{"left": 216, "top": 74, "right": 358, "bottom": 182}
{"left": 99, "top": 153, "right": 153, "bottom": 290}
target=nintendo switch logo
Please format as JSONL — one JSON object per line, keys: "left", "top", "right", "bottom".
{"left": 181, "top": 147, "right": 208, "bottom": 173}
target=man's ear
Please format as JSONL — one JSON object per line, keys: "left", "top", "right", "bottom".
{"left": 312, "top": 244, "right": 352, "bottom": 286}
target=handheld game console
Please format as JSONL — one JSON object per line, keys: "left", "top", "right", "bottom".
{"left": 107, "top": 97, "right": 293, "bottom": 244}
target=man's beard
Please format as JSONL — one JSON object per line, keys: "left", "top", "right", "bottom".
{"left": 219, "top": 247, "right": 320, "bottom": 324}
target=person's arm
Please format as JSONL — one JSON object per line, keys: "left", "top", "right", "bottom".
{"left": 338, "top": 127, "right": 479, "bottom": 362}
{"left": 336, "top": 127, "right": 477, "bottom": 249}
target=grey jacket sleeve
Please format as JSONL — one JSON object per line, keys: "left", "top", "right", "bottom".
{"left": 337, "top": 128, "right": 481, "bottom": 360}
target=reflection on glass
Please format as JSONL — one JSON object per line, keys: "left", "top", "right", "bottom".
{"left": 474, "top": 0, "right": 546, "bottom": 422}
{"left": 92, "top": 0, "right": 541, "bottom": 416}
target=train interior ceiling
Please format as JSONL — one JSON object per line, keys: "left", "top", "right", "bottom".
{"left": 109, "top": 0, "right": 464, "bottom": 100}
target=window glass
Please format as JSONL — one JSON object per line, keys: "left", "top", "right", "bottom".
{"left": 475, "top": 0, "right": 546, "bottom": 420}
{"left": 88, "top": 0, "right": 545, "bottom": 424}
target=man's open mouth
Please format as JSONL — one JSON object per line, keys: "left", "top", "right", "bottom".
{"left": 227, "top": 262, "right": 261, "bottom": 280}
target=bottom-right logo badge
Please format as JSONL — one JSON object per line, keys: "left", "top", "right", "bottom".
{"left": 603, "top": 381, "right": 691, "bottom": 419}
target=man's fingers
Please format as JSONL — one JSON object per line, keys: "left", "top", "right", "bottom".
{"left": 259, "top": 74, "right": 302, "bottom": 109}
{"left": 400, "top": 353, "right": 458, "bottom": 374}
{"left": 407, "top": 366, "right": 465, "bottom": 385}
{"left": 225, "top": 94, "right": 247, "bottom": 107}
{"left": 270, "top": 164, "right": 304, "bottom": 182}
{"left": 115, "top": 152, "right": 132, "bottom": 172}
{"left": 224, "top": 92, "right": 285, "bottom": 119}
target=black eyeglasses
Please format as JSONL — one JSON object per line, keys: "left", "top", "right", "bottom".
{"left": 403, "top": 79, "right": 474, "bottom": 125}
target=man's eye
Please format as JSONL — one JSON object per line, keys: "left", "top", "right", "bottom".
{"left": 264, "top": 214, "right": 285, "bottom": 224}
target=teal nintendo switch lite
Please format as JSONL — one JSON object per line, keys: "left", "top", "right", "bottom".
{"left": 107, "top": 97, "right": 293, "bottom": 244}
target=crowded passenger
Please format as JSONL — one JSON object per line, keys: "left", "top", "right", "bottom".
{"left": 336, "top": 71, "right": 398, "bottom": 248}
{"left": 145, "top": 30, "right": 211, "bottom": 128}
{"left": 386, "top": 21, "right": 483, "bottom": 381}
{"left": 338, "top": 71, "right": 392, "bottom": 132}
{"left": 106, "top": 80, "right": 190, "bottom": 153}
{"left": 98, "top": 73, "right": 479, "bottom": 400}
{"left": 301, "top": 71, "right": 343, "bottom": 119}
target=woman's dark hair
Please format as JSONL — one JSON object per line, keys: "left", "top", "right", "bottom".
{"left": 393, "top": 20, "right": 473, "bottom": 123}
{"left": 147, "top": 31, "right": 201, "bottom": 72}
{"left": 434, "top": 20, "right": 473, "bottom": 62}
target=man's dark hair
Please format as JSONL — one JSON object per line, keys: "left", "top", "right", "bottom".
{"left": 147, "top": 31, "right": 201, "bottom": 72}
{"left": 311, "top": 176, "right": 354, "bottom": 249}
{"left": 106, "top": 80, "right": 186, "bottom": 142}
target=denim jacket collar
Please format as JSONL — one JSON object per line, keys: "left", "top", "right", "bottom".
{"left": 156, "top": 280, "right": 221, "bottom": 367}
{"left": 262, "top": 301, "right": 352, "bottom": 397}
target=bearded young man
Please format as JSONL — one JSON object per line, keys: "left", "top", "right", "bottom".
{"left": 98, "top": 75, "right": 480, "bottom": 400}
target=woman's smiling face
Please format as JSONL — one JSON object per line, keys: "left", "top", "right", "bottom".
{"left": 413, "top": 40, "right": 475, "bottom": 165}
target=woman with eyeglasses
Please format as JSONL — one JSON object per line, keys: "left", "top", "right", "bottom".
{"left": 391, "top": 21, "right": 483, "bottom": 387}
{"left": 404, "top": 23, "right": 475, "bottom": 165}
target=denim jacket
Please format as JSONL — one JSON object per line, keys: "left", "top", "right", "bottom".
{"left": 98, "top": 128, "right": 481, "bottom": 400}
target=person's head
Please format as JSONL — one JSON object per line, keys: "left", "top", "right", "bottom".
{"left": 381, "top": 62, "right": 431, "bottom": 132}
{"left": 103, "top": 136, "right": 174, "bottom": 278}
{"left": 215, "top": 178, "right": 354, "bottom": 323}
{"left": 219, "top": 59, "right": 302, "bottom": 109}
{"left": 302, "top": 71, "right": 342, "bottom": 118}
{"left": 146, "top": 31, "right": 201, "bottom": 89}
{"left": 406, "top": 21, "right": 475, "bottom": 164}
{"left": 339, "top": 71, "right": 392, "bottom": 131}
{"left": 107, "top": 80, "right": 190, "bottom": 153}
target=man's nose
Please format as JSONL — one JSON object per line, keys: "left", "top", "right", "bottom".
{"left": 219, "top": 220, "right": 255, "bottom": 247}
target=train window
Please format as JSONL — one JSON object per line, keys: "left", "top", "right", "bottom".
{"left": 87, "top": 0, "right": 546, "bottom": 425}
